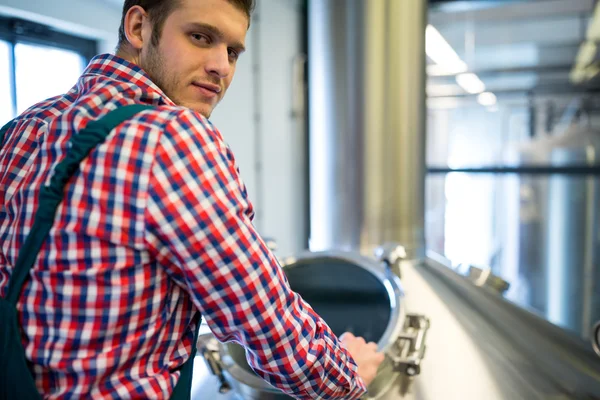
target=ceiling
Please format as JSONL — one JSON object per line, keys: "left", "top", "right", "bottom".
{"left": 427, "top": 0, "right": 597, "bottom": 104}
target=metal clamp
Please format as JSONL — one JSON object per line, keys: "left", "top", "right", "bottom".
{"left": 199, "top": 337, "right": 232, "bottom": 393}
{"left": 374, "top": 242, "right": 406, "bottom": 278}
{"left": 387, "top": 313, "right": 430, "bottom": 376}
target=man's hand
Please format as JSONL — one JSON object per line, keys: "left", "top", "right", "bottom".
{"left": 339, "top": 332, "right": 385, "bottom": 387}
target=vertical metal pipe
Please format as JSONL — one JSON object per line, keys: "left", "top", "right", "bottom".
{"left": 362, "top": 0, "right": 387, "bottom": 250}
{"left": 582, "top": 145, "right": 597, "bottom": 339}
{"left": 308, "top": 0, "right": 364, "bottom": 250}
{"left": 381, "top": 0, "right": 427, "bottom": 259}
{"left": 308, "top": 0, "right": 427, "bottom": 259}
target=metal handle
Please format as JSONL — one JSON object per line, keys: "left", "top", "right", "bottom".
{"left": 387, "top": 314, "right": 430, "bottom": 376}
{"left": 198, "top": 336, "right": 232, "bottom": 393}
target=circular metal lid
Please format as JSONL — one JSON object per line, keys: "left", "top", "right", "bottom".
{"left": 219, "top": 250, "right": 406, "bottom": 391}
{"left": 282, "top": 251, "right": 405, "bottom": 347}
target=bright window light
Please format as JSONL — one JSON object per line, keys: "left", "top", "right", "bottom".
{"left": 15, "top": 43, "right": 84, "bottom": 115}
{"left": 428, "top": 63, "right": 467, "bottom": 76}
{"left": 0, "top": 40, "right": 13, "bottom": 126}
{"left": 427, "top": 97, "right": 461, "bottom": 110}
{"left": 456, "top": 73, "right": 486, "bottom": 94}
{"left": 426, "top": 25, "right": 468, "bottom": 75}
{"left": 477, "top": 92, "right": 497, "bottom": 106}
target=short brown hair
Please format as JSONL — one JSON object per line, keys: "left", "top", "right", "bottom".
{"left": 117, "top": 0, "right": 255, "bottom": 50}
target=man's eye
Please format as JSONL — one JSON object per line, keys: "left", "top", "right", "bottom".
{"left": 191, "top": 33, "right": 210, "bottom": 43}
{"left": 228, "top": 48, "right": 239, "bottom": 60}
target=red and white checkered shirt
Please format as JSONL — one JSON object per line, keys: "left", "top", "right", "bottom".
{"left": 0, "top": 54, "right": 367, "bottom": 399}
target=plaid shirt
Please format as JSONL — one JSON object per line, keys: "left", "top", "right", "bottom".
{"left": 0, "top": 54, "right": 366, "bottom": 399}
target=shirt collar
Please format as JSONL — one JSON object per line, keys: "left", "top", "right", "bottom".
{"left": 81, "top": 53, "right": 176, "bottom": 107}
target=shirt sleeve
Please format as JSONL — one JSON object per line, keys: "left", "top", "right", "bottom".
{"left": 143, "top": 109, "right": 367, "bottom": 400}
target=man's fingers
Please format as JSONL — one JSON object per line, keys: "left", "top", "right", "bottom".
{"left": 367, "top": 341, "right": 378, "bottom": 351}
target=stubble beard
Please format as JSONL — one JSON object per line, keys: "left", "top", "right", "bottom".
{"left": 141, "top": 40, "right": 216, "bottom": 118}
{"left": 142, "top": 42, "right": 185, "bottom": 109}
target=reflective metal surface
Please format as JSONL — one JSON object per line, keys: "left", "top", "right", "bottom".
{"left": 405, "top": 258, "right": 597, "bottom": 400}
{"left": 512, "top": 127, "right": 600, "bottom": 338}
{"left": 374, "top": 243, "right": 407, "bottom": 278}
{"left": 308, "top": 0, "right": 427, "bottom": 259}
{"left": 283, "top": 252, "right": 402, "bottom": 344}
{"left": 425, "top": 128, "right": 600, "bottom": 340}
{"left": 424, "top": 252, "right": 600, "bottom": 398}
{"left": 198, "top": 314, "right": 430, "bottom": 400}
{"left": 193, "top": 254, "right": 600, "bottom": 399}
{"left": 196, "top": 251, "right": 430, "bottom": 399}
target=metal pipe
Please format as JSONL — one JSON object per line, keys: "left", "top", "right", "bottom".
{"left": 582, "top": 145, "right": 597, "bottom": 339}
{"left": 308, "top": 0, "right": 427, "bottom": 259}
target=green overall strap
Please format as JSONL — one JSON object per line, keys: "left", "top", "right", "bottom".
{"left": 2, "top": 105, "right": 203, "bottom": 400}
{"left": 6, "top": 104, "right": 154, "bottom": 305}
{"left": 0, "top": 120, "right": 13, "bottom": 149}
{"left": 170, "top": 320, "right": 201, "bottom": 400}
{"left": 0, "top": 119, "right": 42, "bottom": 400}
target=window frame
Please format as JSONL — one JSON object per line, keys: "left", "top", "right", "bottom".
{"left": 0, "top": 16, "right": 97, "bottom": 59}
{"left": 0, "top": 16, "right": 97, "bottom": 118}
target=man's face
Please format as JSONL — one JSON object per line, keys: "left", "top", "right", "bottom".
{"left": 140, "top": 0, "right": 248, "bottom": 118}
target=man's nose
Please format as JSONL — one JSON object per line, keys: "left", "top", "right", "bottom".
{"left": 205, "top": 46, "right": 231, "bottom": 78}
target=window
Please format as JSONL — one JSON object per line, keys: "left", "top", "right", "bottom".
{"left": 14, "top": 43, "right": 86, "bottom": 116}
{"left": 425, "top": 1, "right": 600, "bottom": 339}
{"left": 0, "top": 16, "right": 97, "bottom": 126}
{"left": 0, "top": 40, "right": 13, "bottom": 126}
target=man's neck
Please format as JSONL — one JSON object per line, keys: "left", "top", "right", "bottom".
{"left": 115, "top": 45, "right": 140, "bottom": 66}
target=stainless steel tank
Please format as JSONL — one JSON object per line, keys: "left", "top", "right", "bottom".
{"left": 197, "top": 249, "right": 430, "bottom": 400}
{"left": 307, "top": 0, "right": 427, "bottom": 260}
{"left": 506, "top": 126, "right": 600, "bottom": 338}
{"left": 192, "top": 253, "right": 600, "bottom": 400}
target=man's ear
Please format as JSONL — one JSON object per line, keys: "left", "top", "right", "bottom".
{"left": 123, "top": 5, "right": 149, "bottom": 50}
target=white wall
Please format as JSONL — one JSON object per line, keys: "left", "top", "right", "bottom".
{"left": 212, "top": 0, "right": 307, "bottom": 257}
{"left": 0, "top": 0, "right": 308, "bottom": 257}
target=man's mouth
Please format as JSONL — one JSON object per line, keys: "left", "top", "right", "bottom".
{"left": 192, "top": 82, "right": 220, "bottom": 98}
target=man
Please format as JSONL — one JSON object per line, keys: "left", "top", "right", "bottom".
{"left": 0, "top": 0, "right": 384, "bottom": 398}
